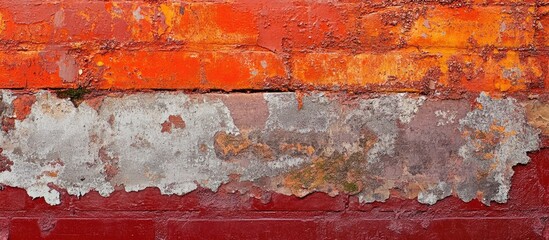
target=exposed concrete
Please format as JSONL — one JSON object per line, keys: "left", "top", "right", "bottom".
{"left": 0, "top": 91, "right": 542, "bottom": 205}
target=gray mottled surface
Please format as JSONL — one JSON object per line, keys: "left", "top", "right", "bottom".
{"left": 0, "top": 91, "right": 542, "bottom": 205}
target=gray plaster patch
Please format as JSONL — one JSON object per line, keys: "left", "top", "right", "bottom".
{"left": 0, "top": 91, "right": 541, "bottom": 206}
{"left": 457, "top": 92, "right": 540, "bottom": 205}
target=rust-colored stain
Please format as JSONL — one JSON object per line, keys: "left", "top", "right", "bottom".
{"left": 161, "top": 115, "right": 186, "bottom": 133}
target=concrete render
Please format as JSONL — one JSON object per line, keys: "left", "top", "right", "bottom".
{"left": 0, "top": 91, "right": 542, "bottom": 205}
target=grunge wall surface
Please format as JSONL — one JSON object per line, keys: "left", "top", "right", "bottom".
{"left": 0, "top": 0, "right": 548, "bottom": 239}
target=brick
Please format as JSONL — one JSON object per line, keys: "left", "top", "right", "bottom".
{"left": 537, "top": 7, "right": 549, "bottom": 50}
{"left": 0, "top": 2, "right": 57, "bottom": 43}
{"left": 0, "top": 1, "right": 133, "bottom": 43}
{"left": 408, "top": 6, "right": 536, "bottom": 48}
{"left": 202, "top": 51, "right": 287, "bottom": 90}
{"left": 360, "top": 6, "right": 535, "bottom": 51}
{"left": 436, "top": 51, "right": 546, "bottom": 92}
{"left": 291, "top": 50, "right": 545, "bottom": 92}
{"left": 72, "top": 187, "right": 199, "bottom": 211}
{"left": 165, "top": 3, "right": 258, "bottom": 45}
{"left": 10, "top": 218, "right": 155, "bottom": 240}
{"left": 529, "top": 150, "right": 549, "bottom": 206}
{"left": 23, "top": 190, "right": 72, "bottom": 212}
{"left": 0, "top": 187, "right": 27, "bottom": 211}
{"left": 0, "top": 50, "right": 76, "bottom": 89}
{"left": 60, "top": 2, "right": 136, "bottom": 42}
{"left": 94, "top": 51, "right": 201, "bottom": 90}
{"left": 168, "top": 219, "right": 318, "bottom": 240}
{"left": 0, "top": 2, "right": 258, "bottom": 45}
{"left": 503, "top": 154, "right": 546, "bottom": 208}
{"left": 325, "top": 218, "right": 545, "bottom": 239}
{"left": 0, "top": 218, "right": 7, "bottom": 240}
{"left": 256, "top": 3, "right": 360, "bottom": 52}
{"left": 252, "top": 192, "right": 346, "bottom": 211}
{"left": 291, "top": 51, "right": 440, "bottom": 90}
{"left": 94, "top": 50, "right": 286, "bottom": 90}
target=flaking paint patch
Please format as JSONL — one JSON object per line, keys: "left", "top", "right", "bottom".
{"left": 457, "top": 93, "right": 540, "bottom": 205}
{"left": 0, "top": 91, "right": 542, "bottom": 206}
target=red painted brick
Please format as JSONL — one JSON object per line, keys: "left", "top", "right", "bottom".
{"left": 530, "top": 150, "right": 549, "bottom": 206}
{"left": 0, "top": 187, "right": 26, "bottom": 211}
{"left": 252, "top": 192, "right": 346, "bottom": 211}
{"left": 0, "top": 218, "right": 7, "bottom": 240}
{"left": 72, "top": 187, "right": 199, "bottom": 211}
{"left": 168, "top": 219, "right": 318, "bottom": 240}
{"left": 195, "top": 189, "right": 252, "bottom": 211}
{"left": 326, "top": 218, "right": 545, "bottom": 239}
{"left": 10, "top": 218, "right": 155, "bottom": 240}
{"left": 22, "top": 191, "right": 72, "bottom": 212}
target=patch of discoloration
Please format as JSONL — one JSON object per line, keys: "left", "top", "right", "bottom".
{"left": 56, "top": 53, "right": 78, "bottom": 83}
{"left": 160, "top": 115, "right": 186, "bottom": 133}
{"left": 525, "top": 101, "right": 549, "bottom": 136}
{"left": 0, "top": 91, "right": 542, "bottom": 206}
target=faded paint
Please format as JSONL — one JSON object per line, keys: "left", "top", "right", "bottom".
{"left": 0, "top": 91, "right": 542, "bottom": 205}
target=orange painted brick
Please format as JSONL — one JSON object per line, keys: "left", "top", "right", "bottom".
{"left": 290, "top": 53, "right": 351, "bottom": 86}
{"left": 0, "top": 2, "right": 132, "bottom": 43}
{"left": 360, "top": 8, "right": 412, "bottom": 51}
{"left": 162, "top": 3, "right": 258, "bottom": 45}
{"left": 360, "top": 6, "right": 535, "bottom": 51}
{"left": 292, "top": 50, "right": 544, "bottom": 92}
{"left": 472, "top": 0, "right": 536, "bottom": 5}
{"left": 408, "top": 6, "right": 536, "bottom": 49}
{"left": 0, "top": 4, "right": 56, "bottom": 43}
{"left": 94, "top": 51, "right": 201, "bottom": 90}
{"left": 291, "top": 3, "right": 359, "bottom": 50}
{"left": 0, "top": 2, "right": 261, "bottom": 44}
{"left": 59, "top": 2, "right": 134, "bottom": 42}
{"left": 537, "top": 7, "right": 549, "bottom": 49}
{"left": 257, "top": 4, "right": 307, "bottom": 52}
{"left": 257, "top": 3, "right": 359, "bottom": 52}
{"left": 0, "top": 52, "right": 29, "bottom": 88}
{"left": 202, "top": 51, "right": 287, "bottom": 90}
{"left": 291, "top": 51, "right": 440, "bottom": 90}
{"left": 429, "top": 50, "right": 545, "bottom": 92}
{"left": 0, "top": 50, "right": 75, "bottom": 89}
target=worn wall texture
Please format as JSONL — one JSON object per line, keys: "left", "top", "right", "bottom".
{"left": 0, "top": 0, "right": 548, "bottom": 239}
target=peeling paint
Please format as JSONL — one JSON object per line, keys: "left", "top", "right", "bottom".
{"left": 0, "top": 91, "right": 542, "bottom": 205}
{"left": 457, "top": 93, "right": 540, "bottom": 204}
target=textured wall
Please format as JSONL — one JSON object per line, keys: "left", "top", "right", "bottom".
{"left": 0, "top": 0, "right": 548, "bottom": 239}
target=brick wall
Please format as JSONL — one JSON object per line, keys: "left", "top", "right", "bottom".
{"left": 0, "top": 0, "right": 548, "bottom": 239}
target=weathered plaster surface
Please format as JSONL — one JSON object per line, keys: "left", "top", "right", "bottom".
{"left": 0, "top": 91, "right": 542, "bottom": 205}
